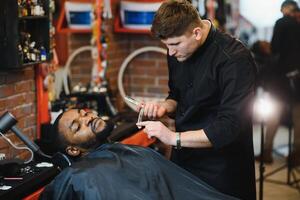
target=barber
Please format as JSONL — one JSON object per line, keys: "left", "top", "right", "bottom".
{"left": 136, "top": 1, "right": 257, "bottom": 199}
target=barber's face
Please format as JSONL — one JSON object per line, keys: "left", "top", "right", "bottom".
{"left": 59, "top": 109, "right": 107, "bottom": 150}
{"left": 162, "top": 29, "right": 201, "bottom": 62}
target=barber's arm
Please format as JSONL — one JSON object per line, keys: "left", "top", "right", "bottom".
{"left": 139, "top": 99, "right": 177, "bottom": 118}
{"left": 136, "top": 121, "right": 212, "bottom": 148}
{"left": 137, "top": 55, "right": 256, "bottom": 149}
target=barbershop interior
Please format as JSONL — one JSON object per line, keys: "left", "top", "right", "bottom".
{"left": 1, "top": 0, "right": 300, "bottom": 199}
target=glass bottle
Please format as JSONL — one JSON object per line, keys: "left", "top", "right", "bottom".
{"left": 40, "top": 46, "right": 47, "bottom": 61}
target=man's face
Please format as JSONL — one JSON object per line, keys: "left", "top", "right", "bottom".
{"left": 59, "top": 109, "right": 107, "bottom": 150}
{"left": 162, "top": 30, "right": 200, "bottom": 62}
{"left": 281, "top": 5, "right": 296, "bottom": 16}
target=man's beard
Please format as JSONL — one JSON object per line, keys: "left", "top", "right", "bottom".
{"left": 79, "top": 119, "right": 115, "bottom": 150}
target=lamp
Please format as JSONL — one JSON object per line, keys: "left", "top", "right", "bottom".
{"left": 253, "top": 88, "right": 276, "bottom": 200}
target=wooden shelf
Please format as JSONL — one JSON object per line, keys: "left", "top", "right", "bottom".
{"left": 22, "top": 60, "right": 47, "bottom": 66}
{"left": 19, "top": 16, "right": 48, "bottom": 20}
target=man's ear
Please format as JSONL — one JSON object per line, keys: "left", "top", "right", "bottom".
{"left": 65, "top": 146, "right": 81, "bottom": 157}
{"left": 193, "top": 27, "right": 202, "bottom": 40}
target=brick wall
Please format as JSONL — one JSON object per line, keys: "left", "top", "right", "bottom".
{"left": 0, "top": 67, "right": 37, "bottom": 160}
{"left": 108, "top": 0, "right": 168, "bottom": 107}
{"left": 68, "top": 34, "right": 94, "bottom": 88}
{"left": 68, "top": 23, "right": 169, "bottom": 112}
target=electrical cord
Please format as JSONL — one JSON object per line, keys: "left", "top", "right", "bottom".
{"left": 0, "top": 131, "right": 33, "bottom": 164}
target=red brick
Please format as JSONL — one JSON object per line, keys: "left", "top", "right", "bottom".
{"left": 6, "top": 94, "right": 26, "bottom": 108}
{"left": 158, "top": 60, "right": 168, "bottom": 66}
{"left": 108, "top": 43, "right": 130, "bottom": 52}
{"left": 25, "top": 92, "right": 36, "bottom": 104}
{"left": 0, "top": 84, "right": 15, "bottom": 98}
{"left": 15, "top": 80, "right": 32, "bottom": 93}
{"left": 156, "top": 67, "right": 168, "bottom": 75}
{"left": 71, "top": 67, "right": 81, "bottom": 74}
{"left": 0, "top": 136, "right": 10, "bottom": 149}
{"left": 131, "top": 77, "right": 155, "bottom": 85}
{"left": 0, "top": 99, "right": 6, "bottom": 110}
{"left": 131, "top": 60, "right": 157, "bottom": 68}
{"left": 25, "top": 115, "right": 36, "bottom": 127}
{"left": 147, "top": 51, "right": 167, "bottom": 59}
{"left": 129, "top": 86, "right": 145, "bottom": 93}
{"left": 107, "top": 51, "right": 129, "bottom": 59}
{"left": 16, "top": 150, "right": 31, "bottom": 160}
{"left": 25, "top": 126, "right": 36, "bottom": 139}
{"left": 6, "top": 68, "right": 35, "bottom": 83}
{"left": 158, "top": 78, "right": 169, "bottom": 85}
{"left": 23, "top": 68, "right": 35, "bottom": 78}
{"left": 147, "top": 87, "right": 169, "bottom": 94}
{"left": 11, "top": 104, "right": 33, "bottom": 119}
{"left": 132, "top": 92, "right": 154, "bottom": 98}
{"left": 16, "top": 117, "right": 26, "bottom": 129}
{"left": 78, "top": 66, "right": 92, "bottom": 74}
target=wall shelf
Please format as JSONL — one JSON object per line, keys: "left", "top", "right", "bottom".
{"left": 19, "top": 16, "right": 48, "bottom": 20}
{"left": 114, "top": 13, "right": 151, "bottom": 34}
{"left": 0, "top": 0, "right": 50, "bottom": 70}
{"left": 57, "top": 7, "right": 92, "bottom": 34}
{"left": 113, "top": 0, "right": 163, "bottom": 34}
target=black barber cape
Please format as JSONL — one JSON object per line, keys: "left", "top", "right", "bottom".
{"left": 168, "top": 25, "right": 256, "bottom": 200}
{"left": 40, "top": 143, "right": 238, "bottom": 200}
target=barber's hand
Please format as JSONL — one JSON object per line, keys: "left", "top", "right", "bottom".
{"left": 136, "top": 121, "right": 175, "bottom": 146}
{"left": 137, "top": 101, "right": 167, "bottom": 119}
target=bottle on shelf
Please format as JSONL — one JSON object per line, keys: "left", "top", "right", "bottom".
{"left": 26, "top": 0, "right": 32, "bottom": 16}
{"left": 29, "top": 41, "right": 37, "bottom": 62}
{"left": 18, "top": 44, "right": 24, "bottom": 62}
{"left": 21, "top": 0, "right": 28, "bottom": 17}
{"left": 18, "top": 0, "right": 23, "bottom": 17}
{"left": 40, "top": 46, "right": 47, "bottom": 61}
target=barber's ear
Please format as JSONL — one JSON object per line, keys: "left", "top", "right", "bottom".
{"left": 66, "top": 146, "right": 81, "bottom": 157}
{"left": 193, "top": 27, "right": 202, "bottom": 40}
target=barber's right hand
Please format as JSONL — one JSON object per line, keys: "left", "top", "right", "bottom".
{"left": 137, "top": 101, "right": 167, "bottom": 119}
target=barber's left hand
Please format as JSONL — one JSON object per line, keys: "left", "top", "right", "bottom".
{"left": 136, "top": 121, "right": 175, "bottom": 146}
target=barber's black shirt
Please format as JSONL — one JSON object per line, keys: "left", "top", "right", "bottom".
{"left": 168, "top": 25, "right": 257, "bottom": 200}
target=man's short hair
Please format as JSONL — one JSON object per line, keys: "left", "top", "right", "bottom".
{"left": 281, "top": 0, "right": 299, "bottom": 10}
{"left": 151, "top": 0, "right": 201, "bottom": 39}
{"left": 52, "top": 112, "right": 68, "bottom": 153}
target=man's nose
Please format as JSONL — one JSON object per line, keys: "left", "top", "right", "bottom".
{"left": 168, "top": 47, "right": 176, "bottom": 56}
{"left": 81, "top": 115, "right": 93, "bottom": 125}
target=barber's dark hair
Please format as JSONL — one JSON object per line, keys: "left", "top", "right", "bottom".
{"left": 281, "top": 0, "right": 299, "bottom": 10}
{"left": 52, "top": 112, "right": 68, "bottom": 154}
{"left": 151, "top": 0, "right": 202, "bottom": 39}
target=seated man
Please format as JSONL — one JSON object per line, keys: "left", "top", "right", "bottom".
{"left": 40, "top": 109, "right": 238, "bottom": 200}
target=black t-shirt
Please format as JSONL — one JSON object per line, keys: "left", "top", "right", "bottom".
{"left": 167, "top": 25, "right": 257, "bottom": 200}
